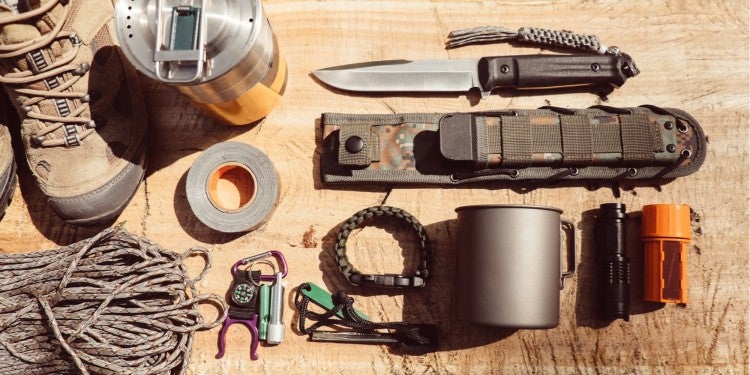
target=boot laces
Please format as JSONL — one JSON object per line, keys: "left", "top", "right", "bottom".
{"left": 0, "top": 0, "right": 95, "bottom": 147}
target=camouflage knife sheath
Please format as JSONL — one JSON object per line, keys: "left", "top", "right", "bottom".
{"left": 320, "top": 106, "right": 706, "bottom": 184}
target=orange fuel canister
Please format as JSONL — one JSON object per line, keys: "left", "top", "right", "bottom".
{"left": 641, "top": 204, "right": 691, "bottom": 304}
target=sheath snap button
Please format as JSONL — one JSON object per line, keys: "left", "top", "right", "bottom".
{"left": 345, "top": 136, "right": 364, "bottom": 154}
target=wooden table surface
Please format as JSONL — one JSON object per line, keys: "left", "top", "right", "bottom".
{"left": 1, "top": 0, "right": 748, "bottom": 373}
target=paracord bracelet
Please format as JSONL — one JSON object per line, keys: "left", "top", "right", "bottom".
{"left": 333, "top": 206, "right": 432, "bottom": 288}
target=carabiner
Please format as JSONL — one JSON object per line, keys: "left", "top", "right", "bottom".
{"left": 231, "top": 251, "right": 288, "bottom": 281}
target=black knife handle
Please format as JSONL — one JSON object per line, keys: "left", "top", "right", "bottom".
{"left": 477, "top": 54, "right": 638, "bottom": 92}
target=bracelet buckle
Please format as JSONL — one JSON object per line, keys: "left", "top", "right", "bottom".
{"left": 349, "top": 273, "right": 426, "bottom": 288}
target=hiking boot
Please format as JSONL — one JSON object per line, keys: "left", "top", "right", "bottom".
{"left": 0, "top": 0, "right": 148, "bottom": 225}
{"left": 0, "top": 119, "right": 16, "bottom": 220}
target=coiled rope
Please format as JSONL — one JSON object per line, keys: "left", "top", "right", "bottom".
{"left": 0, "top": 227, "right": 227, "bottom": 374}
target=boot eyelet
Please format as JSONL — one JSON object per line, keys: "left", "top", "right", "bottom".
{"left": 31, "top": 135, "right": 45, "bottom": 146}
{"left": 69, "top": 33, "right": 82, "bottom": 45}
{"left": 72, "top": 63, "right": 90, "bottom": 76}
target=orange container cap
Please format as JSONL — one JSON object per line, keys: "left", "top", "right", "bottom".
{"left": 641, "top": 204, "right": 692, "bottom": 240}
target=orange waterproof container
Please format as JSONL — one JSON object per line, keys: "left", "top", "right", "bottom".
{"left": 641, "top": 204, "right": 691, "bottom": 303}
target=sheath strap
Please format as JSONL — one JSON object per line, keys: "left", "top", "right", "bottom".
{"left": 338, "top": 124, "right": 379, "bottom": 167}
{"left": 476, "top": 114, "right": 662, "bottom": 167}
{"left": 593, "top": 122, "right": 622, "bottom": 153}
{"left": 487, "top": 123, "right": 502, "bottom": 154}
{"left": 530, "top": 121, "right": 560, "bottom": 153}
{"left": 473, "top": 117, "right": 490, "bottom": 169}
{"left": 560, "top": 115, "right": 593, "bottom": 166}
{"left": 620, "top": 114, "right": 660, "bottom": 163}
{"left": 500, "top": 115, "right": 533, "bottom": 166}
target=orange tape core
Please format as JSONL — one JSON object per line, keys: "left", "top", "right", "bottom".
{"left": 207, "top": 163, "right": 256, "bottom": 213}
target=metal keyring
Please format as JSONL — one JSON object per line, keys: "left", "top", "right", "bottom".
{"left": 246, "top": 259, "right": 277, "bottom": 287}
{"left": 231, "top": 251, "right": 288, "bottom": 280}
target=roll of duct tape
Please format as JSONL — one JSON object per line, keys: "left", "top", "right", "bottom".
{"left": 186, "top": 142, "right": 279, "bottom": 233}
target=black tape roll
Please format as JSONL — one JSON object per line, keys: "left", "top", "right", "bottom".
{"left": 186, "top": 142, "right": 279, "bottom": 233}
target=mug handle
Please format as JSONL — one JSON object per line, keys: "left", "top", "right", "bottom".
{"left": 560, "top": 219, "right": 577, "bottom": 289}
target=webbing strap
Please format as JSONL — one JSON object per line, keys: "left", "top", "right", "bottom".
{"left": 560, "top": 115, "right": 593, "bottom": 165}
{"left": 338, "top": 124, "right": 377, "bottom": 167}
{"left": 481, "top": 113, "right": 660, "bottom": 166}
{"left": 531, "top": 123, "right": 562, "bottom": 153}
{"left": 474, "top": 117, "right": 489, "bottom": 169}
{"left": 487, "top": 124, "right": 502, "bottom": 154}
{"left": 500, "top": 115, "right": 532, "bottom": 166}
{"left": 488, "top": 122, "right": 565, "bottom": 154}
{"left": 323, "top": 112, "right": 444, "bottom": 126}
{"left": 620, "top": 114, "right": 657, "bottom": 163}
{"left": 592, "top": 123, "right": 622, "bottom": 153}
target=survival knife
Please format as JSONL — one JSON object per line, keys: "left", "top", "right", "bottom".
{"left": 313, "top": 54, "right": 639, "bottom": 98}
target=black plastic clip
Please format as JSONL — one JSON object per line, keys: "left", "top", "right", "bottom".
{"left": 349, "top": 273, "right": 426, "bottom": 288}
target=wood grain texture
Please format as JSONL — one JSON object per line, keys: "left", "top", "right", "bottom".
{"left": 0, "top": 0, "right": 747, "bottom": 373}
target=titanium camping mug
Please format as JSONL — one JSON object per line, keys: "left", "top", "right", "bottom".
{"left": 114, "top": 0, "right": 286, "bottom": 124}
{"left": 455, "top": 205, "right": 576, "bottom": 329}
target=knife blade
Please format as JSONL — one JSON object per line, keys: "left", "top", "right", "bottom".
{"left": 313, "top": 54, "right": 639, "bottom": 98}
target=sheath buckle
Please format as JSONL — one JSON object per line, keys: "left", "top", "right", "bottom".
{"left": 349, "top": 273, "right": 426, "bottom": 288}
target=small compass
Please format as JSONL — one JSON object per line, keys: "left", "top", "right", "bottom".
{"left": 231, "top": 282, "right": 257, "bottom": 307}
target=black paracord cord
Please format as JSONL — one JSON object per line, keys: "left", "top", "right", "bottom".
{"left": 294, "top": 287, "right": 346, "bottom": 333}
{"left": 293, "top": 283, "right": 432, "bottom": 345}
{"left": 333, "top": 206, "right": 432, "bottom": 286}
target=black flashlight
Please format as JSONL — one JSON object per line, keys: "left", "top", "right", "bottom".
{"left": 595, "top": 203, "right": 630, "bottom": 321}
